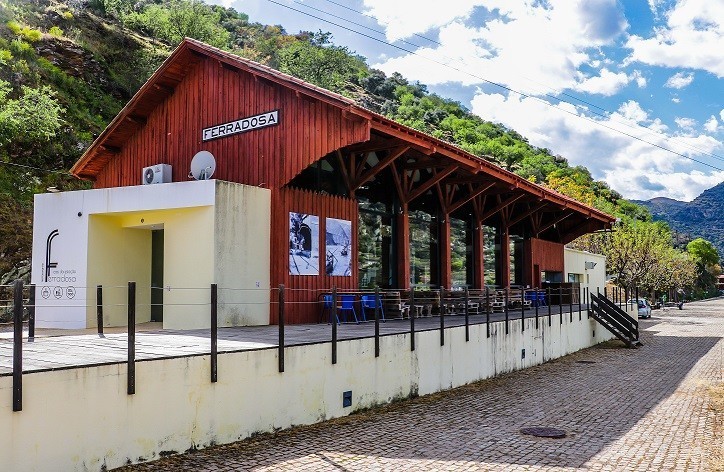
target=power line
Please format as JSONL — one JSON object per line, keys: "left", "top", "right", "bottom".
{"left": 267, "top": 0, "right": 724, "bottom": 171}
{"left": 0, "top": 160, "right": 76, "bottom": 176}
{"left": 305, "top": 0, "right": 724, "bottom": 163}
{"left": 316, "top": 0, "right": 443, "bottom": 47}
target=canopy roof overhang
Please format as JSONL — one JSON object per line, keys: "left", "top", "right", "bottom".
{"left": 71, "top": 38, "right": 615, "bottom": 244}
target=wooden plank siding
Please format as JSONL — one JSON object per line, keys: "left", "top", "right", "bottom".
{"left": 270, "top": 187, "right": 358, "bottom": 324}
{"left": 523, "top": 238, "right": 565, "bottom": 287}
{"left": 93, "top": 57, "right": 369, "bottom": 189}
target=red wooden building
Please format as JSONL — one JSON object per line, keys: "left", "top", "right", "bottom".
{"left": 69, "top": 39, "right": 614, "bottom": 324}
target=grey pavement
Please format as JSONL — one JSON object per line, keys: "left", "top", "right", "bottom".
{"left": 115, "top": 299, "right": 724, "bottom": 471}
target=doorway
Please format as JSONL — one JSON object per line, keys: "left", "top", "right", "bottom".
{"left": 151, "top": 229, "right": 164, "bottom": 322}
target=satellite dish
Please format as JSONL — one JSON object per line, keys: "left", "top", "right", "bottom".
{"left": 189, "top": 150, "right": 216, "bottom": 180}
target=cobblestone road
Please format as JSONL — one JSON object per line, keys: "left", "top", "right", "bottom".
{"left": 117, "top": 299, "right": 724, "bottom": 471}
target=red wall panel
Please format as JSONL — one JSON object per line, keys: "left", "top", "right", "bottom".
{"left": 270, "top": 187, "right": 358, "bottom": 324}
{"left": 94, "top": 57, "right": 369, "bottom": 189}
{"left": 524, "top": 238, "right": 565, "bottom": 287}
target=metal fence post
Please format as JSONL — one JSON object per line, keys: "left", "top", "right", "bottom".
{"left": 504, "top": 287, "right": 509, "bottom": 335}
{"left": 127, "top": 281, "right": 136, "bottom": 395}
{"left": 485, "top": 286, "right": 490, "bottom": 338}
{"left": 440, "top": 288, "right": 445, "bottom": 346}
{"left": 332, "top": 287, "right": 338, "bottom": 365}
{"left": 559, "top": 286, "right": 563, "bottom": 325}
{"left": 535, "top": 286, "right": 539, "bottom": 329}
{"left": 578, "top": 285, "right": 582, "bottom": 321}
{"left": 13, "top": 280, "right": 23, "bottom": 412}
{"left": 374, "top": 286, "right": 380, "bottom": 357}
{"left": 27, "top": 284, "right": 35, "bottom": 342}
{"left": 410, "top": 288, "right": 416, "bottom": 351}
{"left": 211, "top": 283, "right": 218, "bottom": 383}
{"left": 521, "top": 289, "right": 525, "bottom": 332}
{"left": 464, "top": 287, "right": 469, "bottom": 342}
{"left": 96, "top": 285, "right": 104, "bottom": 337}
{"left": 278, "top": 284, "right": 285, "bottom": 372}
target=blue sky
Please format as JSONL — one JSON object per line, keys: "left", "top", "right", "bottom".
{"left": 223, "top": 0, "right": 723, "bottom": 201}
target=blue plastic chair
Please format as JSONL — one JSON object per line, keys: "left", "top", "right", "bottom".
{"left": 339, "top": 295, "right": 359, "bottom": 324}
{"left": 361, "top": 294, "right": 385, "bottom": 322}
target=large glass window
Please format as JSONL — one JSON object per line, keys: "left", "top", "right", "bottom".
{"left": 358, "top": 201, "right": 393, "bottom": 289}
{"left": 483, "top": 225, "right": 497, "bottom": 286}
{"left": 409, "top": 210, "right": 439, "bottom": 287}
{"left": 450, "top": 217, "right": 472, "bottom": 287}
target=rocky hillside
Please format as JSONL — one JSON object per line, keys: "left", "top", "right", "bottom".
{"left": 636, "top": 182, "right": 724, "bottom": 255}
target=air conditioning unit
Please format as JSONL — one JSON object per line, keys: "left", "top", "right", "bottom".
{"left": 141, "top": 164, "right": 172, "bottom": 185}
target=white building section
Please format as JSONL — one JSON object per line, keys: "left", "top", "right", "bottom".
{"left": 31, "top": 180, "right": 270, "bottom": 329}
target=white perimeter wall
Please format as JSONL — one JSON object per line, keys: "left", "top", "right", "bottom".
{"left": 0, "top": 310, "right": 632, "bottom": 472}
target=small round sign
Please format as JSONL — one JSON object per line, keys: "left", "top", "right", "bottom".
{"left": 41, "top": 287, "right": 51, "bottom": 299}
{"left": 53, "top": 286, "right": 63, "bottom": 299}
{"left": 66, "top": 286, "right": 76, "bottom": 299}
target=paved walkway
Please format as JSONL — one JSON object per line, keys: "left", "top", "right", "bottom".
{"left": 116, "top": 299, "right": 724, "bottom": 471}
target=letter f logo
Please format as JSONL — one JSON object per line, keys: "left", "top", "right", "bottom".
{"left": 44, "top": 229, "right": 59, "bottom": 282}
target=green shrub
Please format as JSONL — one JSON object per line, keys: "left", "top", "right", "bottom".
{"left": 61, "top": 11, "right": 74, "bottom": 20}
{"left": 0, "top": 49, "right": 12, "bottom": 65}
{"left": 20, "top": 27, "right": 43, "bottom": 42}
{"left": 6, "top": 21, "right": 22, "bottom": 35}
{"left": 48, "top": 26, "right": 64, "bottom": 38}
{"left": 9, "top": 38, "right": 33, "bottom": 57}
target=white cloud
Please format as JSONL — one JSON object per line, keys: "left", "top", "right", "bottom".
{"left": 675, "top": 117, "right": 697, "bottom": 129}
{"left": 361, "top": 0, "right": 478, "bottom": 41}
{"left": 632, "top": 70, "right": 647, "bottom": 88}
{"left": 370, "top": 0, "right": 628, "bottom": 94}
{"left": 705, "top": 116, "right": 720, "bottom": 133}
{"left": 664, "top": 71, "right": 694, "bottom": 89}
{"left": 625, "top": 0, "right": 724, "bottom": 77}
{"left": 618, "top": 100, "right": 648, "bottom": 123}
{"left": 671, "top": 97, "right": 681, "bottom": 103}
{"left": 720, "top": 109, "right": 724, "bottom": 121}
{"left": 574, "top": 68, "right": 632, "bottom": 96}
{"left": 470, "top": 89, "right": 723, "bottom": 201}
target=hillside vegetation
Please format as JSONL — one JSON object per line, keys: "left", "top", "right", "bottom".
{"left": 0, "top": 0, "right": 717, "bottom": 298}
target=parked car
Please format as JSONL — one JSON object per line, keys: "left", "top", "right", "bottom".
{"left": 628, "top": 298, "right": 652, "bottom": 318}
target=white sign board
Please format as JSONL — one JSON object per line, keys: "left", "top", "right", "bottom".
{"left": 32, "top": 191, "right": 89, "bottom": 329}
{"left": 202, "top": 110, "right": 279, "bottom": 142}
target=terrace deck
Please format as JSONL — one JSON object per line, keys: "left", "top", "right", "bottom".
{"left": 0, "top": 304, "right": 593, "bottom": 376}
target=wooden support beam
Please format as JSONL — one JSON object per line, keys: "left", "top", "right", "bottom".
{"left": 353, "top": 146, "right": 410, "bottom": 191}
{"left": 507, "top": 202, "right": 548, "bottom": 228}
{"left": 402, "top": 159, "right": 449, "bottom": 170}
{"left": 152, "top": 83, "right": 174, "bottom": 94}
{"left": 560, "top": 218, "right": 596, "bottom": 244}
{"left": 473, "top": 221, "right": 485, "bottom": 289}
{"left": 335, "top": 150, "right": 353, "bottom": 198}
{"left": 447, "top": 182, "right": 496, "bottom": 215}
{"left": 389, "top": 162, "right": 406, "bottom": 203}
{"left": 479, "top": 194, "right": 525, "bottom": 223}
{"left": 407, "top": 165, "right": 458, "bottom": 202}
{"left": 536, "top": 211, "right": 574, "bottom": 237}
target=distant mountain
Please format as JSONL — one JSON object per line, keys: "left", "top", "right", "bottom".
{"left": 636, "top": 181, "right": 724, "bottom": 256}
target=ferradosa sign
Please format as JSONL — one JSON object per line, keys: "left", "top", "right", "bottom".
{"left": 202, "top": 110, "right": 279, "bottom": 142}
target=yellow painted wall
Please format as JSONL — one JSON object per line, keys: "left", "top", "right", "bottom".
{"left": 214, "top": 182, "right": 271, "bottom": 326}
{"left": 86, "top": 207, "right": 215, "bottom": 328}
{"left": 87, "top": 215, "right": 152, "bottom": 326}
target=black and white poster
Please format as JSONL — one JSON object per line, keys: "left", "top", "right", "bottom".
{"left": 289, "top": 212, "right": 319, "bottom": 275}
{"left": 325, "top": 217, "right": 352, "bottom": 276}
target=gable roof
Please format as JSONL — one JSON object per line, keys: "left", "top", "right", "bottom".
{"left": 71, "top": 38, "right": 614, "bottom": 226}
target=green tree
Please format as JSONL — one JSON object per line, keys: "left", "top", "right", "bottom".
{"left": 687, "top": 238, "right": 720, "bottom": 267}
{"left": 0, "top": 80, "right": 64, "bottom": 146}
{"left": 278, "top": 31, "right": 366, "bottom": 92}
